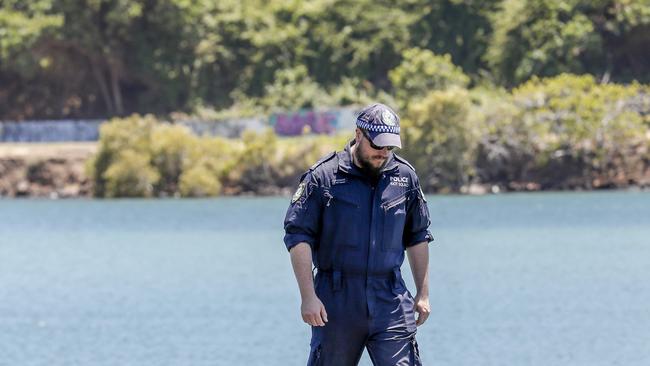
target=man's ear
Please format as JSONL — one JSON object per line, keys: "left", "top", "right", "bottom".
{"left": 354, "top": 128, "right": 362, "bottom": 144}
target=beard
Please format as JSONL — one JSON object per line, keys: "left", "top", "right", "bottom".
{"left": 354, "top": 146, "right": 387, "bottom": 179}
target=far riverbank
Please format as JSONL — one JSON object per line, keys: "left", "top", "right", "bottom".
{"left": 2, "top": 142, "right": 649, "bottom": 199}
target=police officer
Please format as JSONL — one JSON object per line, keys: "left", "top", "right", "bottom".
{"left": 283, "top": 103, "right": 433, "bottom": 365}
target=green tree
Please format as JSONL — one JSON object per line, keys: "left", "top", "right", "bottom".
{"left": 406, "top": 0, "right": 503, "bottom": 77}
{"left": 258, "top": 65, "right": 330, "bottom": 111}
{"left": 0, "top": 1, "right": 62, "bottom": 64}
{"left": 0, "top": 0, "right": 63, "bottom": 119}
{"left": 487, "top": 0, "right": 650, "bottom": 86}
{"left": 389, "top": 47, "right": 469, "bottom": 108}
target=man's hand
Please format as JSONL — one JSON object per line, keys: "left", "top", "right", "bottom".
{"left": 301, "top": 294, "right": 328, "bottom": 326}
{"left": 289, "top": 243, "right": 329, "bottom": 327}
{"left": 414, "top": 293, "right": 430, "bottom": 326}
{"left": 406, "top": 241, "right": 430, "bottom": 326}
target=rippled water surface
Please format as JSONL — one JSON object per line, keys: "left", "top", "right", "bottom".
{"left": 1, "top": 191, "right": 649, "bottom": 365}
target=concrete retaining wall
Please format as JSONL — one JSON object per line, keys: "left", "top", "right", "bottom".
{"left": 0, "top": 120, "right": 104, "bottom": 142}
{"left": 0, "top": 107, "right": 358, "bottom": 142}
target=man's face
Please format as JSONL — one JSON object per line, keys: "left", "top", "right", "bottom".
{"left": 354, "top": 129, "right": 391, "bottom": 176}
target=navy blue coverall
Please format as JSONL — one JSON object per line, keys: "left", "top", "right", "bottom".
{"left": 284, "top": 140, "right": 433, "bottom": 366}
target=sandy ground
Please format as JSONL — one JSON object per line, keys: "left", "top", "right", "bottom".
{"left": 0, "top": 142, "right": 98, "bottom": 159}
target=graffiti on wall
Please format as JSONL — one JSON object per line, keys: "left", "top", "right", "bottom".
{"left": 0, "top": 108, "right": 359, "bottom": 142}
{"left": 269, "top": 108, "right": 357, "bottom": 136}
{"left": 180, "top": 118, "right": 267, "bottom": 138}
{"left": 0, "top": 120, "right": 104, "bottom": 142}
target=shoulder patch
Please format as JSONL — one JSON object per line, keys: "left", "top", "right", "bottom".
{"left": 393, "top": 153, "right": 416, "bottom": 172}
{"left": 309, "top": 151, "right": 337, "bottom": 171}
{"left": 291, "top": 181, "right": 306, "bottom": 203}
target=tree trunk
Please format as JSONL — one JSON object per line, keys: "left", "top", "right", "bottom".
{"left": 91, "top": 59, "right": 114, "bottom": 114}
{"left": 109, "top": 60, "right": 124, "bottom": 115}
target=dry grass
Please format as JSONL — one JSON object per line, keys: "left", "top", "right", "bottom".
{"left": 0, "top": 142, "right": 97, "bottom": 159}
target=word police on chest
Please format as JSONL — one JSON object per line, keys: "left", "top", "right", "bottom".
{"left": 390, "top": 176, "right": 409, "bottom": 187}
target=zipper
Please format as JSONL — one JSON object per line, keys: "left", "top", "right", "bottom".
{"left": 383, "top": 195, "right": 406, "bottom": 211}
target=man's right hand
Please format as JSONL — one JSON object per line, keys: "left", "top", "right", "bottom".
{"left": 301, "top": 294, "right": 328, "bottom": 326}
{"left": 289, "top": 242, "right": 328, "bottom": 326}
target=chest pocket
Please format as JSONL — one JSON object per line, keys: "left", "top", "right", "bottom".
{"left": 381, "top": 193, "right": 407, "bottom": 251}
{"left": 322, "top": 187, "right": 361, "bottom": 249}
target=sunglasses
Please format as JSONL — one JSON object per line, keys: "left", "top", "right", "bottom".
{"left": 361, "top": 129, "right": 396, "bottom": 151}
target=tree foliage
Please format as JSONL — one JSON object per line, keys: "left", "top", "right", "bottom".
{"left": 473, "top": 74, "right": 650, "bottom": 189}
{"left": 401, "top": 88, "right": 478, "bottom": 192}
{"left": 487, "top": 0, "right": 650, "bottom": 86}
{"left": 4, "top": 0, "right": 647, "bottom": 120}
{"left": 88, "top": 114, "right": 349, "bottom": 197}
{"left": 389, "top": 48, "right": 469, "bottom": 108}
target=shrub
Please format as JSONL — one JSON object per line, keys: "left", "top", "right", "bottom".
{"left": 469, "top": 88, "right": 536, "bottom": 187}
{"left": 474, "top": 74, "right": 650, "bottom": 189}
{"left": 228, "top": 129, "right": 280, "bottom": 194}
{"left": 401, "top": 88, "right": 477, "bottom": 192}
{"left": 103, "top": 150, "right": 160, "bottom": 198}
{"left": 181, "top": 136, "right": 242, "bottom": 196}
{"left": 509, "top": 73, "right": 650, "bottom": 188}
{"left": 275, "top": 133, "right": 350, "bottom": 187}
{"left": 88, "top": 114, "right": 156, "bottom": 197}
{"left": 150, "top": 124, "right": 197, "bottom": 195}
{"left": 179, "top": 165, "right": 222, "bottom": 197}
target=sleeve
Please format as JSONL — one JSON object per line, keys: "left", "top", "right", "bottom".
{"left": 403, "top": 177, "right": 434, "bottom": 248}
{"left": 283, "top": 171, "right": 323, "bottom": 252}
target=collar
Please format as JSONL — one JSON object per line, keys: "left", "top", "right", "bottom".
{"left": 338, "top": 140, "right": 399, "bottom": 176}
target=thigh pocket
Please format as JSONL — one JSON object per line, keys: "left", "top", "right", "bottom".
{"left": 382, "top": 194, "right": 407, "bottom": 251}
{"left": 392, "top": 280, "right": 417, "bottom": 333}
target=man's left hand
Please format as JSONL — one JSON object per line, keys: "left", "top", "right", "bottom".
{"left": 414, "top": 294, "right": 430, "bottom": 326}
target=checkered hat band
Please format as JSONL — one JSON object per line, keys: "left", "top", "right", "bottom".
{"left": 356, "top": 120, "right": 400, "bottom": 134}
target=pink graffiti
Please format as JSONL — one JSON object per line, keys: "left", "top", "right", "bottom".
{"left": 272, "top": 110, "right": 339, "bottom": 136}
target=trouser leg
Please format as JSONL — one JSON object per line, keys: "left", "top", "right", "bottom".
{"left": 366, "top": 277, "right": 422, "bottom": 366}
{"left": 307, "top": 275, "right": 368, "bottom": 366}
{"left": 307, "top": 324, "right": 367, "bottom": 366}
{"left": 366, "top": 334, "right": 422, "bottom": 366}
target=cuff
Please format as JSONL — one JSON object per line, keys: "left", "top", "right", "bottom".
{"left": 405, "top": 230, "right": 434, "bottom": 248}
{"left": 284, "top": 233, "right": 316, "bottom": 252}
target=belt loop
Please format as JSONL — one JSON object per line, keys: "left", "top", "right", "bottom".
{"left": 333, "top": 270, "right": 342, "bottom": 292}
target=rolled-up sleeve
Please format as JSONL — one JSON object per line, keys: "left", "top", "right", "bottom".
{"left": 403, "top": 181, "right": 433, "bottom": 248}
{"left": 283, "top": 172, "right": 322, "bottom": 252}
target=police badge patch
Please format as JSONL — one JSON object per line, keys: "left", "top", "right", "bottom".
{"left": 291, "top": 182, "right": 306, "bottom": 203}
{"left": 382, "top": 110, "right": 396, "bottom": 126}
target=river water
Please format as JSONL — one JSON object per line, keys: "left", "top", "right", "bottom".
{"left": 1, "top": 191, "right": 649, "bottom": 366}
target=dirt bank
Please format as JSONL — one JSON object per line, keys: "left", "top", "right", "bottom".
{"left": 0, "top": 143, "right": 96, "bottom": 198}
